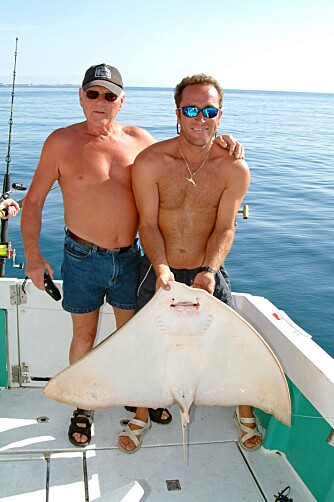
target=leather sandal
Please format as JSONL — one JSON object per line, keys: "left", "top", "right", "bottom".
{"left": 118, "top": 417, "right": 151, "bottom": 454}
{"left": 124, "top": 406, "right": 172, "bottom": 425}
{"left": 68, "top": 408, "right": 94, "bottom": 447}
{"left": 233, "top": 406, "right": 263, "bottom": 451}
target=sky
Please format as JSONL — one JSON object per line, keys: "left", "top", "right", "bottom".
{"left": 1, "top": 0, "right": 334, "bottom": 93}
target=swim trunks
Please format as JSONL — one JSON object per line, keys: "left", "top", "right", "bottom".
{"left": 136, "top": 254, "right": 234, "bottom": 311}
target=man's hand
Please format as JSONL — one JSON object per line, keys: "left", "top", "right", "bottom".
{"left": 214, "top": 134, "right": 245, "bottom": 159}
{"left": 192, "top": 271, "right": 215, "bottom": 295}
{"left": 0, "top": 198, "right": 20, "bottom": 219}
{"left": 155, "top": 264, "right": 175, "bottom": 291}
{"left": 25, "top": 255, "right": 54, "bottom": 291}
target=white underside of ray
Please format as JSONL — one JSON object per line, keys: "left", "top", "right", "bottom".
{"left": 44, "top": 281, "right": 291, "bottom": 427}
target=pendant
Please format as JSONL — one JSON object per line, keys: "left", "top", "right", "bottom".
{"left": 186, "top": 176, "right": 196, "bottom": 187}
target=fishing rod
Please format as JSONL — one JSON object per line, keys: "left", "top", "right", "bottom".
{"left": 0, "top": 37, "right": 19, "bottom": 277}
{"left": 0, "top": 180, "right": 60, "bottom": 274}
{"left": 0, "top": 38, "right": 60, "bottom": 277}
{"left": 0, "top": 183, "right": 26, "bottom": 272}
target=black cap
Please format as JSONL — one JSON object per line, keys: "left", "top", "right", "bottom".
{"left": 82, "top": 64, "right": 123, "bottom": 96}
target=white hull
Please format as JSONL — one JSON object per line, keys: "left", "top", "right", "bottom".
{"left": 1, "top": 278, "right": 333, "bottom": 501}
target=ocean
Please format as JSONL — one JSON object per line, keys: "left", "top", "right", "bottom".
{"left": 0, "top": 86, "right": 333, "bottom": 357}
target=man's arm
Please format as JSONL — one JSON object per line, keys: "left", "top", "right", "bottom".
{"left": 132, "top": 149, "right": 174, "bottom": 291}
{"left": 194, "top": 159, "right": 250, "bottom": 294}
{"left": 21, "top": 130, "right": 63, "bottom": 289}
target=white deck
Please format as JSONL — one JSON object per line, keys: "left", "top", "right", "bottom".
{"left": 0, "top": 388, "right": 315, "bottom": 501}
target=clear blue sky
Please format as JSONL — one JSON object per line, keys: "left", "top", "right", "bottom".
{"left": 1, "top": 0, "right": 333, "bottom": 92}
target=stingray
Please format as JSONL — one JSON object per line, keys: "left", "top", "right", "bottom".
{"left": 44, "top": 281, "right": 291, "bottom": 428}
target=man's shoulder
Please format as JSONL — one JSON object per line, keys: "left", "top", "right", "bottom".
{"left": 42, "top": 123, "right": 84, "bottom": 154}
{"left": 123, "top": 124, "right": 154, "bottom": 141}
{"left": 137, "top": 137, "right": 176, "bottom": 159}
{"left": 47, "top": 122, "right": 83, "bottom": 140}
{"left": 212, "top": 144, "right": 249, "bottom": 169}
{"left": 132, "top": 138, "right": 176, "bottom": 176}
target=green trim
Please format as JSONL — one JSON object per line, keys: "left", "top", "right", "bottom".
{"left": 0, "top": 310, "right": 8, "bottom": 387}
{"left": 256, "top": 377, "right": 334, "bottom": 502}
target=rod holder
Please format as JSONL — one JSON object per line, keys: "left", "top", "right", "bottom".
{"left": 238, "top": 204, "right": 249, "bottom": 219}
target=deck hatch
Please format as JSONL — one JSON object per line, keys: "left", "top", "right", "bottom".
{"left": 166, "top": 479, "right": 181, "bottom": 491}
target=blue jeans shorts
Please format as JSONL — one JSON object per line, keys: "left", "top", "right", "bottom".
{"left": 136, "top": 255, "right": 234, "bottom": 311}
{"left": 61, "top": 233, "right": 143, "bottom": 313}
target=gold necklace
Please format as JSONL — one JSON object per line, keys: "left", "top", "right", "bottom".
{"left": 178, "top": 142, "right": 211, "bottom": 187}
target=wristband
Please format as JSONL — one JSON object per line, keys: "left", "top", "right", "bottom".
{"left": 199, "top": 266, "right": 217, "bottom": 275}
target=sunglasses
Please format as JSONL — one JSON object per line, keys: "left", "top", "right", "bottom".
{"left": 84, "top": 89, "right": 118, "bottom": 102}
{"left": 178, "top": 106, "right": 220, "bottom": 118}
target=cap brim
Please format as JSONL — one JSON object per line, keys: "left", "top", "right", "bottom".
{"left": 82, "top": 80, "right": 123, "bottom": 96}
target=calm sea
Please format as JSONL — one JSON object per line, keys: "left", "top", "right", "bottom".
{"left": 0, "top": 86, "right": 333, "bottom": 357}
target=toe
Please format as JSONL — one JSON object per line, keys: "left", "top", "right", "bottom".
{"left": 244, "top": 434, "right": 262, "bottom": 449}
{"left": 161, "top": 410, "right": 169, "bottom": 421}
{"left": 72, "top": 432, "right": 88, "bottom": 443}
{"left": 119, "top": 435, "right": 135, "bottom": 452}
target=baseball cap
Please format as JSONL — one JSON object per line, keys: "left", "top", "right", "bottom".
{"left": 82, "top": 64, "right": 123, "bottom": 96}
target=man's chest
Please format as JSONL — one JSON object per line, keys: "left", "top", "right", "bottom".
{"left": 59, "top": 141, "right": 135, "bottom": 182}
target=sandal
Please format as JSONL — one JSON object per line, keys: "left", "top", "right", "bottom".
{"left": 233, "top": 406, "right": 263, "bottom": 451}
{"left": 124, "top": 406, "right": 172, "bottom": 425}
{"left": 68, "top": 408, "right": 94, "bottom": 447}
{"left": 118, "top": 417, "right": 151, "bottom": 454}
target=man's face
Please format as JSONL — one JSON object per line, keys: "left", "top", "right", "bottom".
{"left": 176, "top": 84, "right": 222, "bottom": 146}
{"left": 79, "top": 85, "right": 125, "bottom": 125}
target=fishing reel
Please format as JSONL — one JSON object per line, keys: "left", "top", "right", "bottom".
{"left": 0, "top": 183, "right": 26, "bottom": 217}
{"left": 0, "top": 182, "right": 27, "bottom": 201}
{"left": 0, "top": 241, "right": 24, "bottom": 269}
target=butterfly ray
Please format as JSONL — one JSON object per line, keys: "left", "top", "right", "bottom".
{"left": 44, "top": 281, "right": 291, "bottom": 427}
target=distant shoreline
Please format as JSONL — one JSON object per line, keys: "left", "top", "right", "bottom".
{"left": 0, "top": 83, "right": 79, "bottom": 87}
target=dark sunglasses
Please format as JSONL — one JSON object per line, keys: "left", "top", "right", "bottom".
{"left": 178, "top": 106, "right": 220, "bottom": 118}
{"left": 85, "top": 89, "right": 118, "bottom": 102}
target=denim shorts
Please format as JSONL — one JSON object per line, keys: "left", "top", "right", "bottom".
{"left": 136, "top": 255, "right": 234, "bottom": 311}
{"left": 61, "top": 234, "right": 143, "bottom": 313}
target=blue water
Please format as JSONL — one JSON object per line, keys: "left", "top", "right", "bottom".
{"left": 0, "top": 86, "right": 333, "bottom": 357}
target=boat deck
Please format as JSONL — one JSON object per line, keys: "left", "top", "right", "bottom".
{"left": 0, "top": 388, "right": 315, "bottom": 501}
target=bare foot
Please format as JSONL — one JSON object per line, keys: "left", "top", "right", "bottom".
{"left": 159, "top": 409, "right": 170, "bottom": 421}
{"left": 71, "top": 416, "right": 89, "bottom": 444}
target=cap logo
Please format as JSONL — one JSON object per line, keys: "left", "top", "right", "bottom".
{"left": 94, "top": 65, "right": 111, "bottom": 79}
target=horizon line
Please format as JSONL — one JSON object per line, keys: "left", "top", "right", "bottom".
{"left": 0, "top": 83, "right": 333, "bottom": 95}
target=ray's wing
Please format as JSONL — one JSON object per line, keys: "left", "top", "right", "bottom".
{"left": 192, "top": 298, "right": 291, "bottom": 426}
{"left": 43, "top": 294, "right": 175, "bottom": 410}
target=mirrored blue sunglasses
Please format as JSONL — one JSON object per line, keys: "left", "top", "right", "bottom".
{"left": 178, "top": 106, "right": 220, "bottom": 118}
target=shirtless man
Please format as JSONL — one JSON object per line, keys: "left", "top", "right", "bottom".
{"left": 119, "top": 74, "right": 262, "bottom": 453}
{"left": 21, "top": 64, "right": 243, "bottom": 447}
